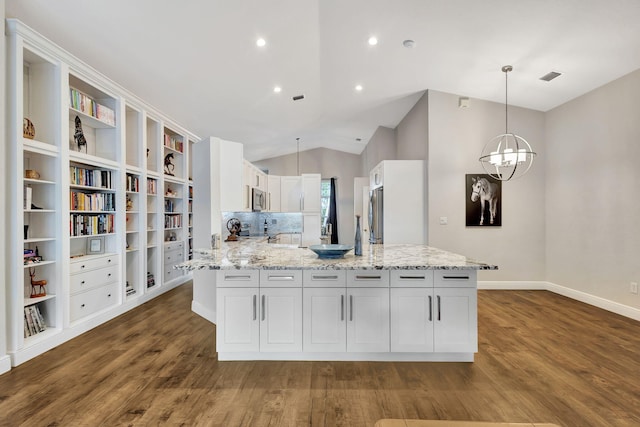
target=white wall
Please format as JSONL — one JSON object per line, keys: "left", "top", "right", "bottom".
{"left": 1, "top": 0, "right": 11, "bottom": 375}
{"left": 545, "top": 69, "right": 640, "bottom": 311}
{"left": 255, "top": 147, "right": 361, "bottom": 244}
{"left": 427, "top": 90, "right": 546, "bottom": 281}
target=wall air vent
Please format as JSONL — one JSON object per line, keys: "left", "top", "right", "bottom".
{"left": 540, "top": 71, "right": 562, "bottom": 82}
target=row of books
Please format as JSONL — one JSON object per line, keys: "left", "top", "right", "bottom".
{"left": 164, "top": 214, "right": 182, "bottom": 229}
{"left": 70, "top": 166, "right": 113, "bottom": 189}
{"left": 163, "top": 134, "right": 184, "bottom": 153}
{"left": 164, "top": 199, "right": 178, "bottom": 213}
{"left": 70, "top": 213, "right": 115, "bottom": 236}
{"left": 24, "top": 305, "right": 47, "bottom": 338}
{"left": 126, "top": 174, "right": 140, "bottom": 192}
{"left": 70, "top": 190, "right": 116, "bottom": 212}
{"left": 69, "top": 87, "right": 116, "bottom": 126}
{"left": 147, "top": 178, "right": 157, "bottom": 195}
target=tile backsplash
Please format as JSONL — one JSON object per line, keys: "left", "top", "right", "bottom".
{"left": 222, "top": 212, "right": 303, "bottom": 239}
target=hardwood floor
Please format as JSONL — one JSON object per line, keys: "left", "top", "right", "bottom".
{"left": 0, "top": 284, "right": 638, "bottom": 427}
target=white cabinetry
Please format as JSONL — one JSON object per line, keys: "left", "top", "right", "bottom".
{"left": 259, "top": 288, "right": 303, "bottom": 352}
{"left": 347, "top": 288, "right": 390, "bottom": 352}
{"left": 266, "top": 175, "right": 281, "bottom": 212}
{"left": 69, "top": 254, "right": 119, "bottom": 322}
{"left": 303, "top": 287, "right": 346, "bottom": 352}
{"left": 301, "top": 174, "right": 321, "bottom": 212}
{"left": 280, "top": 176, "right": 302, "bottom": 212}
{"left": 217, "top": 287, "right": 260, "bottom": 352}
{"left": 302, "top": 213, "right": 321, "bottom": 247}
{"left": 163, "top": 241, "right": 185, "bottom": 283}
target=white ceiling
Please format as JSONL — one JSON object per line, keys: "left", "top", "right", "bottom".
{"left": 6, "top": 0, "right": 640, "bottom": 161}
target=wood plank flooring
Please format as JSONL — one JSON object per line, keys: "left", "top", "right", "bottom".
{"left": 0, "top": 284, "right": 638, "bottom": 427}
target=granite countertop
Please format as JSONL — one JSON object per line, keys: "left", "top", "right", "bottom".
{"left": 176, "top": 240, "right": 498, "bottom": 271}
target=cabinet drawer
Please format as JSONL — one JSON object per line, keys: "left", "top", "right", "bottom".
{"left": 70, "top": 282, "right": 119, "bottom": 322}
{"left": 164, "top": 241, "right": 184, "bottom": 252}
{"left": 347, "top": 270, "right": 389, "bottom": 287}
{"left": 216, "top": 270, "right": 260, "bottom": 287}
{"left": 303, "top": 270, "right": 346, "bottom": 287}
{"left": 260, "top": 270, "right": 302, "bottom": 287}
{"left": 434, "top": 270, "right": 477, "bottom": 288}
{"left": 164, "top": 250, "right": 185, "bottom": 264}
{"left": 70, "top": 254, "right": 118, "bottom": 274}
{"left": 70, "top": 264, "right": 119, "bottom": 294}
{"left": 164, "top": 265, "right": 184, "bottom": 283}
{"left": 390, "top": 270, "right": 433, "bottom": 288}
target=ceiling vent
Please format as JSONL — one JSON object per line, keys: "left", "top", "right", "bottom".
{"left": 540, "top": 71, "right": 562, "bottom": 82}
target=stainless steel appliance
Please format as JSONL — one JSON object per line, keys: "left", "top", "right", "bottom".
{"left": 369, "top": 187, "right": 383, "bottom": 244}
{"left": 252, "top": 188, "right": 265, "bottom": 211}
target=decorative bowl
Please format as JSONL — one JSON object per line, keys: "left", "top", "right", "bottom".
{"left": 308, "top": 244, "right": 354, "bottom": 259}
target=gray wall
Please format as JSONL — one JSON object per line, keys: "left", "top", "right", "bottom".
{"left": 427, "top": 90, "right": 546, "bottom": 281}
{"left": 545, "top": 69, "right": 640, "bottom": 311}
{"left": 255, "top": 147, "right": 361, "bottom": 244}
{"left": 359, "top": 126, "right": 396, "bottom": 175}
{"left": 396, "top": 91, "right": 428, "bottom": 161}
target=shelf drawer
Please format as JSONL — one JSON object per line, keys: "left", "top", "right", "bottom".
{"left": 163, "top": 265, "right": 184, "bottom": 283}
{"left": 70, "top": 264, "right": 119, "bottom": 294}
{"left": 260, "top": 270, "right": 302, "bottom": 287}
{"left": 70, "top": 282, "right": 119, "bottom": 322}
{"left": 434, "top": 270, "right": 477, "bottom": 288}
{"left": 164, "top": 241, "right": 184, "bottom": 252}
{"left": 164, "top": 250, "right": 184, "bottom": 264}
{"left": 303, "top": 270, "right": 346, "bottom": 287}
{"left": 70, "top": 254, "right": 118, "bottom": 274}
{"left": 390, "top": 270, "right": 433, "bottom": 288}
{"left": 347, "top": 270, "right": 390, "bottom": 288}
{"left": 216, "top": 270, "right": 259, "bottom": 287}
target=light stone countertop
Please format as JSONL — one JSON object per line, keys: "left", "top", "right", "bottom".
{"left": 176, "top": 240, "right": 498, "bottom": 271}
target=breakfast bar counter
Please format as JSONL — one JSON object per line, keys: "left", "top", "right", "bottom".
{"left": 177, "top": 242, "right": 497, "bottom": 362}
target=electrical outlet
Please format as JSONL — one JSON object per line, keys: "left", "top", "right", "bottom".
{"left": 439, "top": 216, "right": 448, "bottom": 225}
{"left": 631, "top": 282, "right": 638, "bottom": 295}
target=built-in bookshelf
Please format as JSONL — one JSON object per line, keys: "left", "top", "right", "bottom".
{"left": 188, "top": 184, "right": 194, "bottom": 260}
{"left": 6, "top": 19, "right": 197, "bottom": 367}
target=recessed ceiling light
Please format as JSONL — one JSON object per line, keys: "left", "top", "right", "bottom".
{"left": 256, "top": 38, "right": 266, "bottom": 47}
{"left": 355, "top": 84, "right": 363, "bottom": 92}
{"left": 273, "top": 86, "right": 282, "bottom": 93}
{"left": 368, "top": 36, "right": 378, "bottom": 46}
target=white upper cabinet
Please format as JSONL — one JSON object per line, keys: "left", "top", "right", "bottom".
{"left": 301, "top": 174, "right": 321, "bottom": 212}
{"left": 267, "top": 175, "right": 281, "bottom": 212}
{"left": 280, "top": 176, "right": 302, "bottom": 212}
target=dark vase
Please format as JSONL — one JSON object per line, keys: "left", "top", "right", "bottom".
{"left": 354, "top": 215, "right": 362, "bottom": 256}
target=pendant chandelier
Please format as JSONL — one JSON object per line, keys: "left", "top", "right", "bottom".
{"left": 479, "top": 65, "right": 536, "bottom": 181}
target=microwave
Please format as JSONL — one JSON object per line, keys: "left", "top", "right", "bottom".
{"left": 252, "top": 188, "right": 265, "bottom": 211}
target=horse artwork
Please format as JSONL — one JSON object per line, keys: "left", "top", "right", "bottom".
{"left": 466, "top": 174, "right": 501, "bottom": 226}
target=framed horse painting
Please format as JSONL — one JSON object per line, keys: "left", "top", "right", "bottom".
{"left": 466, "top": 174, "right": 502, "bottom": 226}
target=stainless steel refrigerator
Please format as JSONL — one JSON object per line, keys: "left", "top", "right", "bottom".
{"left": 369, "top": 187, "right": 383, "bottom": 244}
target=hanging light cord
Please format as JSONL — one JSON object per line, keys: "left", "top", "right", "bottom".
{"left": 504, "top": 67, "right": 509, "bottom": 134}
{"left": 296, "top": 137, "right": 300, "bottom": 175}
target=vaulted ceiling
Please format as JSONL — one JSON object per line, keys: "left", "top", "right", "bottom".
{"left": 6, "top": 0, "right": 640, "bottom": 161}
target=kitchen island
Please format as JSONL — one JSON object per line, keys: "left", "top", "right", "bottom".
{"left": 177, "top": 241, "right": 497, "bottom": 362}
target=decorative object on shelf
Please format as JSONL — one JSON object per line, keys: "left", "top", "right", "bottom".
{"left": 211, "top": 233, "right": 220, "bottom": 250}
{"left": 165, "top": 185, "right": 176, "bottom": 197}
{"left": 168, "top": 231, "right": 177, "bottom": 241}
{"left": 147, "top": 272, "right": 155, "bottom": 288}
{"left": 164, "top": 153, "right": 175, "bottom": 176}
{"left": 24, "top": 248, "right": 43, "bottom": 265}
{"left": 25, "top": 169, "right": 40, "bottom": 179}
{"left": 466, "top": 174, "right": 502, "bottom": 227}
{"left": 86, "top": 236, "right": 105, "bottom": 255}
{"left": 479, "top": 65, "right": 536, "bottom": 181}
{"left": 73, "top": 115, "right": 88, "bottom": 153}
{"left": 226, "top": 218, "right": 241, "bottom": 241}
{"left": 31, "top": 203, "right": 43, "bottom": 210}
{"left": 126, "top": 196, "right": 133, "bottom": 211}
{"left": 23, "top": 117, "right": 35, "bottom": 139}
{"left": 309, "top": 244, "right": 354, "bottom": 259}
{"left": 24, "top": 225, "right": 29, "bottom": 240}
{"left": 29, "top": 267, "right": 47, "bottom": 298}
{"left": 354, "top": 215, "right": 362, "bottom": 256}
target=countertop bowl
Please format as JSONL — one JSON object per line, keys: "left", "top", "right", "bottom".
{"left": 308, "top": 244, "right": 354, "bottom": 259}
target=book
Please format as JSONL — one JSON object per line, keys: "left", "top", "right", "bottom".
{"left": 23, "top": 186, "right": 32, "bottom": 210}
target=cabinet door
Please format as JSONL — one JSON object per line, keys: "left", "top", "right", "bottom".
{"left": 302, "top": 213, "right": 321, "bottom": 247}
{"left": 267, "top": 175, "right": 281, "bottom": 212}
{"left": 347, "top": 288, "right": 390, "bottom": 352}
{"left": 303, "top": 287, "right": 346, "bottom": 352}
{"left": 217, "top": 287, "right": 259, "bottom": 352}
{"left": 301, "top": 174, "right": 321, "bottom": 212}
{"left": 260, "top": 288, "right": 302, "bottom": 352}
{"left": 390, "top": 288, "right": 434, "bottom": 352}
{"left": 242, "top": 160, "right": 252, "bottom": 211}
{"left": 433, "top": 287, "right": 477, "bottom": 353}
{"left": 280, "top": 176, "right": 302, "bottom": 212}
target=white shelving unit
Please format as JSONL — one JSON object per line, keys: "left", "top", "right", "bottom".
{"left": 6, "top": 19, "right": 197, "bottom": 366}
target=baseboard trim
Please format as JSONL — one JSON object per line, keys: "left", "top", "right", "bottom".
{"left": 479, "top": 280, "right": 640, "bottom": 321}
{"left": 191, "top": 301, "right": 216, "bottom": 324}
{"left": 0, "top": 355, "right": 11, "bottom": 375}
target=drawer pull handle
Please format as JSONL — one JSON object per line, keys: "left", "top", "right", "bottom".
{"left": 313, "top": 275, "right": 338, "bottom": 280}
{"left": 225, "top": 275, "right": 252, "bottom": 280}
{"left": 108, "top": 293, "right": 112, "bottom": 298}
{"left": 107, "top": 273, "right": 111, "bottom": 277}
{"left": 341, "top": 295, "right": 345, "bottom": 321}
{"left": 269, "top": 275, "right": 295, "bottom": 281}
{"left": 81, "top": 280, "right": 85, "bottom": 285}
{"left": 253, "top": 295, "right": 257, "bottom": 320}
{"left": 355, "top": 275, "right": 381, "bottom": 280}
{"left": 350, "top": 295, "right": 354, "bottom": 321}
{"left": 81, "top": 304, "right": 85, "bottom": 308}
{"left": 399, "top": 275, "right": 425, "bottom": 280}
{"left": 437, "top": 295, "right": 441, "bottom": 321}
{"left": 428, "top": 295, "right": 433, "bottom": 321}
{"left": 261, "top": 295, "right": 266, "bottom": 321}
{"left": 442, "top": 275, "right": 469, "bottom": 280}
{"left": 81, "top": 265, "right": 85, "bottom": 269}
{"left": 108, "top": 259, "right": 111, "bottom": 263}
